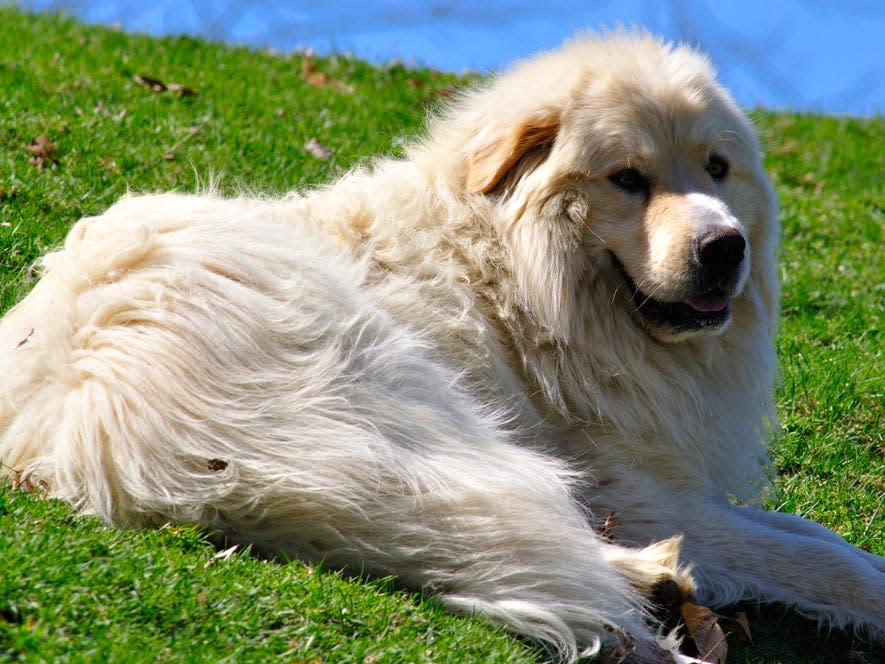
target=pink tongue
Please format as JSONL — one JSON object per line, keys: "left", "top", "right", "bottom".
{"left": 687, "top": 293, "right": 731, "bottom": 313}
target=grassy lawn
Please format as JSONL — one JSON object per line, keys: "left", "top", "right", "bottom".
{"left": 0, "top": 7, "right": 882, "bottom": 663}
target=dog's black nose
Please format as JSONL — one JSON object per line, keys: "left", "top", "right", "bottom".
{"left": 696, "top": 229, "right": 746, "bottom": 284}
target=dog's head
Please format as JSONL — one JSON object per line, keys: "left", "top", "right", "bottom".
{"left": 438, "top": 32, "right": 778, "bottom": 345}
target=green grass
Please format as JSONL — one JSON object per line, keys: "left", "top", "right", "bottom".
{"left": 759, "top": 114, "right": 884, "bottom": 555}
{"left": 0, "top": 485, "right": 537, "bottom": 663}
{"left": 0, "top": 7, "right": 882, "bottom": 664}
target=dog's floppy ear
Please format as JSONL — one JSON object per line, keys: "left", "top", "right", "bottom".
{"left": 463, "top": 110, "right": 560, "bottom": 193}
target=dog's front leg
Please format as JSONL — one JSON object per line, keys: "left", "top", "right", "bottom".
{"left": 737, "top": 506, "right": 885, "bottom": 572}
{"left": 588, "top": 465, "right": 883, "bottom": 640}
{"left": 672, "top": 499, "right": 885, "bottom": 642}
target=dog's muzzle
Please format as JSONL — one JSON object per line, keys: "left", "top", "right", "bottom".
{"left": 611, "top": 228, "right": 747, "bottom": 337}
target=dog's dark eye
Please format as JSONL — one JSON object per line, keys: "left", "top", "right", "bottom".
{"left": 608, "top": 168, "right": 650, "bottom": 195}
{"left": 706, "top": 155, "right": 729, "bottom": 181}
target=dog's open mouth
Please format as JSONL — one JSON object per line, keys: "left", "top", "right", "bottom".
{"left": 610, "top": 253, "right": 732, "bottom": 335}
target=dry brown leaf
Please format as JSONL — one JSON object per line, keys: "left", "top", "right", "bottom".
{"left": 10, "top": 467, "right": 49, "bottom": 494}
{"left": 305, "top": 138, "right": 331, "bottom": 160}
{"left": 166, "top": 82, "right": 198, "bottom": 97}
{"left": 133, "top": 74, "right": 198, "bottom": 97}
{"left": 300, "top": 53, "right": 320, "bottom": 82}
{"left": 731, "top": 610, "right": 752, "bottom": 643}
{"left": 27, "top": 135, "right": 55, "bottom": 155}
{"left": 10, "top": 467, "right": 22, "bottom": 490}
{"left": 306, "top": 71, "right": 329, "bottom": 87}
{"left": 133, "top": 73, "right": 167, "bottom": 92}
{"left": 300, "top": 54, "right": 353, "bottom": 93}
{"left": 27, "top": 135, "right": 58, "bottom": 171}
{"left": 680, "top": 602, "right": 728, "bottom": 664}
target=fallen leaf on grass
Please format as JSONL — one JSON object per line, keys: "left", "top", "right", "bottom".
{"left": 133, "top": 73, "right": 166, "bottom": 92}
{"left": 305, "top": 138, "right": 331, "bottom": 160}
{"left": 99, "top": 156, "right": 120, "bottom": 175}
{"left": 731, "top": 610, "right": 752, "bottom": 643}
{"left": 167, "top": 82, "right": 198, "bottom": 97}
{"left": 27, "top": 135, "right": 58, "bottom": 171}
{"left": 300, "top": 53, "right": 353, "bottom": 93}
{"left": 9, "top": 467, "right": 49, "bottom": 494}
{"left": 680, "top": 602, "right": 728, "bottom": 664}
{"left": 203, "top": 544, "right": 239, "bottom": 569}
{"left": 133, "top": 73, "right": 198, "bottom": 97}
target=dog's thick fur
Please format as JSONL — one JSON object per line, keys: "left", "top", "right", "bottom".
{"left": 1, "top": 33, "right": 882, "bottom": 662}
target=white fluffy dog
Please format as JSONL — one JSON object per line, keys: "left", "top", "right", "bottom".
{"left": 1, "top": 32, "right": 882, "bottom": 663}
